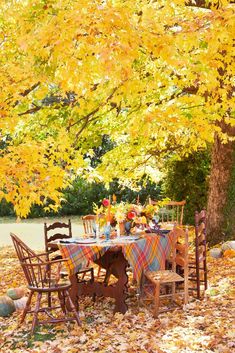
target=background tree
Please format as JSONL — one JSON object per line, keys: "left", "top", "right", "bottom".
{"left": 0, "top": 0, "right": 234, "bottom": 243}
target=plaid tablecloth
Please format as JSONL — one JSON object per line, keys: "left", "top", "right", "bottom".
{"left": 58, "top": 233, "right": 174, "bottom": 284}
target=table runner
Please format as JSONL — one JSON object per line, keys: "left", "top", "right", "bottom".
{"left": 58, "top": 233, "right": 174, "bottom": 284}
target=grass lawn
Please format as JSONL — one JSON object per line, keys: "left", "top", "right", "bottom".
{"left": 0, "top": 216, "right": 84, "bottom": 249}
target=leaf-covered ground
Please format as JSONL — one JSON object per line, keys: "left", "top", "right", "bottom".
{"left": 0, "top": 246, "right": 234, "bottom": 353}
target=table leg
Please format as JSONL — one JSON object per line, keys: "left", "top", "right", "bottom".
{"left": 72, "top": 249, "right": 129, "bottom": 314}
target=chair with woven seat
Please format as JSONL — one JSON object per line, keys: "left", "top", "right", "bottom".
{"left": 10, "top": 233, "right": 80, "bottom": 335}
{"left": 44, "top": 220, "right": 95, "bottom": 303}
{"left": 141, "top": 227, "right": 189, "bottom": 317}
{"left": 188, "top": 210, "right": 207, "bottom": 299}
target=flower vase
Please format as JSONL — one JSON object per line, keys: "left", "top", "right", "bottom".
{"left": 104, "top": 222, "right": 111, "bottom": 241}
{"left": 117, "top": 222, "right": 125, "bottom": 238}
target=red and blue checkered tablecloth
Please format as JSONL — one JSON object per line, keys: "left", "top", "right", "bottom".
{"left": 58, "top": 233, "right": 174, "bottom": 284}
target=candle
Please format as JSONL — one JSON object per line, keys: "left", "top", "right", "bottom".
{"left": 149, "top": 197, "right": 151, "bottom": 205}
{"left": 137, "top": 194, "right": 140, "bottom": 204}
{"left": 107, "top": 196, "right": 111, "bottom": 222}
{"left": 112, "top": 194, "right": 116, "bottom": 203}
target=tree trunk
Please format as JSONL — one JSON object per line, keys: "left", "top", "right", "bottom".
{"left": 207, "top": 130, "right": 235, "bottom": 245}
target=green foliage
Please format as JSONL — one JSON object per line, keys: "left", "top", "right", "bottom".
{"left": 162, "top": 149, "right": 211, "bottom": 224}
{"left": 0, "top": 176, "right": 161, "bottom": 218}
{"left": 59, "top": 177, "right": 161, "bottom": 216}
{"left": 0, "top": 199, "right": 15, "bottom": 217}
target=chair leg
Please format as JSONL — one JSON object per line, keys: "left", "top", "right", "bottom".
{"left": 58, "top": 291, "right": 66, "bottom": 314}
{"left": 184, "top": 279, "right": 189, "bottom": 305}
{"left": 153, "top": 282, "right": 160, "bottom": 318}
{"left": 20, "top": 290, "right": 33, "bottom": 324}
{"left": 90, "top": 268, "right": 96, "bottom": 302}
{"left": 47, "top": 292, "right": 52, "bottom": 308}
{"left": 31, "top": 292, "right": 42, "bottom": 335}
{"left": 64, "top": 290, "right": 81, "bottom": 326}
{"left": 204, "top": 260, "right": 208, "bottom": 291}
{"left": 196, "top": 270, "right": 200, "bottom": 299}
{"left": 171, "top": 282, "right": 176, "bottom": 303}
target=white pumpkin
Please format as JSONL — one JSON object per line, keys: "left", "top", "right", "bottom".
{"left": 14, "top": 296, "right": 28, "bottom": 311}
{"left": 221, "top": 241, "right": 235, "bottom": 252}
{"left": 210, "top": 248, "right": 222, "bottom": 258}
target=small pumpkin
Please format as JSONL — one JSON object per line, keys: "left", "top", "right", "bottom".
{"left": 221, "top": 241, "right": 235, "bottom": 252}
{"left": 14, "top": 296, "right": 28, "bottom": 311}
{"left": 6, "top": 287, "right": 25, "bottom": 300}
{"left": 0, "top": 295, "right": 16, "bottom": 317}
{"left": 223, "top": 249, "right": 235, "bottom": 258}
{"left": 209, "top": 248, "right": 222, "bottom": 258}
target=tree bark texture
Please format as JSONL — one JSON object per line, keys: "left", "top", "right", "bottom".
{"left": 207, "top": 130, "right": 235, "bottom": 245}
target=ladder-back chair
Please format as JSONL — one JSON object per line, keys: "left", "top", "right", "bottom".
{"left": 188, "top": 210, "right": 207, "bottom": 298}
{"left": 142, "top": 227, "right": 189, "bottom": 317}
{"left": 44, "top": 220, "right": 94, "bottom": 302}
{"left": 44, "top": 220, "right": 72, "bottom": 259}
{"left": 10, "top": 233, "right": 80, "bottom": 334}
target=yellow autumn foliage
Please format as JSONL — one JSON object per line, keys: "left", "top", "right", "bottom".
{"left": 0, "top": 0, "right": 234, "bottom": 215}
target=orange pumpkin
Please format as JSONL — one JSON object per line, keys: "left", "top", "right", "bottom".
{"left": 223, "top": 249, "right": 235, "bottom": 258}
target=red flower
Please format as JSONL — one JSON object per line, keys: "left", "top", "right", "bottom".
{"left": 102, "top": 198, "right": 110, "bottom": 207}
{"left": 127, "top": 211, "right": 136, "bottom": 220}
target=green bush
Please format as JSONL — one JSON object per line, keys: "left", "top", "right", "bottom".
{"left": 162, "top": 150, "right": 211, "bottom": 225}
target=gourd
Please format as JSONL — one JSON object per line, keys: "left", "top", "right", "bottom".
{"left": 209, "top": 248, "right": 222, "bottom": 258}
{"left": 0, "top": 296, "right": 16, "bottom": 317}
{"left": 14, "top": 296, "right": 28, "bottom": 311}
{"left": 223, "top": 249, "right": 235, "bottom": 258}
{"left": 221, "top": 241, "right": 235, "bottom": 252}
{"left": 6, "top": 287, "right": 25, "bottom": 300}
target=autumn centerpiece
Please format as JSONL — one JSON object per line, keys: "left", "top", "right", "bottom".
{"left": 93, "top": 198, "right": 159, "bottom": 236}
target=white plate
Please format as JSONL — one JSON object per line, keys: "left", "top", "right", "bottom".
{"left": 74, "top": 238, "right": 97, "bottom": 244}
{"left": 60, "top": 238, "right": 97, "bottom": 244}
{"left": 111, "top": 236, "right": 140, "bottom": 242}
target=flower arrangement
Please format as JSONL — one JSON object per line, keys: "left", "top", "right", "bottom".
{"left": 93, "top": 197, "right": 159, "bottom": 227}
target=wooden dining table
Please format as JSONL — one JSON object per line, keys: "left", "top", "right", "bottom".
{"left": 58, "top": 232, "right": 174, "bottom": 314}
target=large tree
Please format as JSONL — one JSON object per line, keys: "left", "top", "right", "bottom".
{"left": 0, "top": 0, "right": 234, "bottom": 243}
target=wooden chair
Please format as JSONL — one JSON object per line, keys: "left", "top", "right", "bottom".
{"left": 44, "top": 220, "right": 72, "bottom": 260}
{"left": 141, "top": 227, "right": 189, "bottom": 317}
{"left": 150, "top": 200, "right": 186, "bottom": 225}
{"left": 10, "top": 233, "right": 80, "bottom": 335}
{"left": 82, "top": 215, "right": 96, "bottom": 236}
{"left": 188, "top": 210, "right": 207, "bottom": 299}
{"left": 44, "top": 220, "right": 95, "bottom": 302}
{"left": 159, "top": 200, "right": 186, "bottom": 225}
